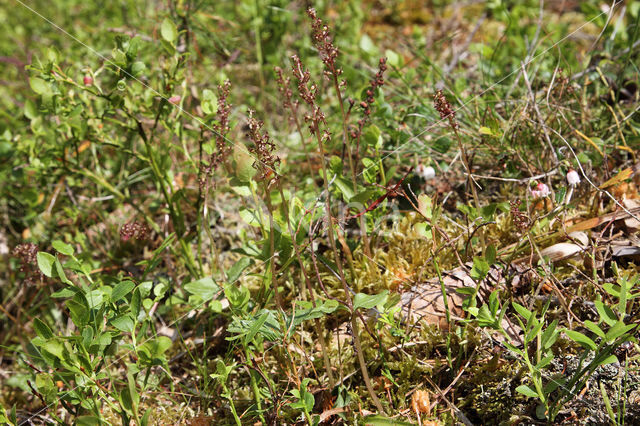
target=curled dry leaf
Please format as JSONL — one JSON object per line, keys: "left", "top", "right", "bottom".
{"left": 411, "top": 389, "right": 431, "bottom": 415}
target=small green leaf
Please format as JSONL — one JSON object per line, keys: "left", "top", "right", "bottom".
{"left": 363, "top": 415, "right": 413, "bottom": 425}
{"left": 33, "top": 318, "right": 54, "bottom": 339}
{"left": 604, "top": 321, "right": 637, "bottom": 342}
{"left": 471, "top": 256, "right": 490, "bottom": 281}
{"left": 353, "top": 291, "right": 388, "bottom": 311}
{"left": 512, "top": 302, "right": 533, "bottom": 322}
{"left": 541, "top": 319, "right": 559, "bottom": 349}
{"left": 111, "top": 281, "right": 135, "bottom": 302}
{"left": 42, "top": 339, "right": 64, "bottom": 359}
{"left": 201, "top": 89, "right": 218, "bottom": 115}
{"left": 37, "top": 252, "right": 56, "bottom": 278}
{"left": 110, "top": 315, "right": 135, "bottom": 333}
{"left": 131, "top": 288, "right": 141, "bottom": 318}
{"left": 595, "top": 354, "right": 619, "bottom": 367}
{"left": 478, "top": 126, "right": 494, "bottom": 136}
{"left": 384, "top": 49, "right": 401, "bottom": 68}
{"left": 76, "top": 416, "right": 101, "bottom": 426}
{"left": 245, "top": 311, "right": 270, "bottom": 344}
{"left": 565, "top": 329, "right": 597, "bottom": 350}
{"left": 160, "top": 18, "right": 178, "bottom": 44}
{"left": 595, "top": 300, "right": 618, "bottom": 326}
{"left": 184, "top": 277, "right": 219, "bottom": 302}
{"left": 515, "top": 384, "right": 539, "bottom": 398}
{"left": 52, "top": 240, "right": 74, "bottom": 256}
{"left": 227, "top": 257, "right": 252, "bottom": 284}
{"left": 583, "top": 320, "right": 605, "bottom": 338}
{"left": 29, "top": 78, "right": 50, "bottom": 95}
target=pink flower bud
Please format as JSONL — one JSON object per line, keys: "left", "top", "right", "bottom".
{"left": 83, "top": 75, "right": 93, "bottom": 86}
{"left": 168, "top": 95, "right": 181, "bottom": 105}
{"left": 531, "top": 182, "right": 550, "bottom": 199}
{"left": 566, "top": 169, "right": 580, "bottom": 186}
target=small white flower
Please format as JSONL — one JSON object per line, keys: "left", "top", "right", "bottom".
{"left": 566, "top": 169, "right": 580, "bottom": 186}
{"left": 531, "top": 182, "right": 550, "bottom": 199}
{"left": 416, "top": 164, "right": 436, "bottom": 180}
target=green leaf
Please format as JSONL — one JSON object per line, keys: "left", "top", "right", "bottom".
{"left": 52, "top": 240, "right": 74, "bottom": 256}
{"left": 227, "top": 257, "right": 252, "bottom": 284}
{"left": 512, "top": 302, "right": 533, "bottom": 322}
{"left": 536, "top": 353, "right": 554, "bottom": 369}
{"left": 363, "top": 415, "right": 413, "bottom": 425}
{"left": 110, "top": 315, "right": 135, "bottom": 333}
{"left": 160, "top": 18, "right": 178, "bottom": 44}
{"left": 245, "top": 311, "right": 270, "bottom": 344}
{"left": 76, "top": 416, "right": 101, "bottom": 426}
{"left": 184, "top": 277, "right": 219, "bottom": 302}
{"left": 515, "top": 384, "right": 539, "bottom": 398}
{"left": 54, "top": 258, "right": 71, "bottom": 285}
{"left": 363, "top": 125, "right": 382, "bottom": 148}
{"left": 42, "top": 339, "right": 64, "bottom": 359}
{"left": 131, "top": 288, "right": 141, "bottom": 318}
{"left": 33, "top": 318, "right": 54, "bottom": 339}
{"left": 111, "top": 281, "right": 135, "bottom": 302}
{"left": 583, "top": 320, "right": 605, "bottom": 338}
{"left": 525, "top": 320, "right": 545, "bottom": 344}
{"left": 66, "top": 299, "right": 89, "bottom": 327}
{"left": 37, "top": 252, "right": 56, "bottom": 278}
{"left": 141, "top": 409, "right": 152, "bottom": 426}
{"left": 595, "top": 354, "right": 619, "bottom": 367}
{"left": 485, "top": 244, "right": 497, "bottom": 265}
{"left": 359, "top": 34, "right": 377, "bottom": 56}
{"left": 384, "top": 49, "right": 401, "bottom": 68}
{"left": 131, "top": 61, "right": 146, "bottom": 77}
{"left": 471, "top": 256, "right": 490, "bottom": 281}
{"left": 604, "top": 321, "right": 637, "bottom": 342}
{"left": 334, "top": 176, "right": 355, "bottom": 201}
{"left": 541, "top": 319, "right": 559, "bottom": 349}
{"left": 29, "top": 78, "right": 50, "bottom": 96}
{"left": 85, "top": 289, "right": 105, "bottom": 309}
{"left": 201, "top": 89, "right": 218, "bottom": 115}
{"left": 565, "top": 329, "right": 597, "bottom": 350}
{"left": 224, "top": 283, "right": 250, "bottom": 311}
{"left": 595, "top": 300, "right": 618, "bottom": 326}
{"left": 138, "top": 336, "right": 172, "bottom": 365}
{"left": 353, "top": 291, "right": 388, "bottom": 311}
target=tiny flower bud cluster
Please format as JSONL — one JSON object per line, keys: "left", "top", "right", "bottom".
{"left": 120, "top": 221, "right": 150, "bottom": 242}
{"left": 307, "top": 8, "right": 341, "bottom": 80}
{"left": 168, "top": 95, "right": 181, "bottom": 105}
{"left": 510, "top": 200, "right": 530, "bottom": 231}
{"left": 350, "top": 57, "right": 388, "bottom": 140}
{"left": 275, "top": 66, "right": 298, "bottom": 113}
{"left": 291, "top": 55, "right": 326, "bottom": 135}
{"left": 83, "top": 75, "right": 93, "bottom": 86}
{"left": 12, "top": 243, "right": 38, "bottom": 272}
{"left": 200, "top": 80, "right": 233, "bottom": 192}
{"left": 433, "top": 89, "right": 458, "bottom": 129}
{"left": 12, "top": 242, "right": 42, "bottom": 283}
{"left": 247, "top": 110, "right": 280, "bottom": 183}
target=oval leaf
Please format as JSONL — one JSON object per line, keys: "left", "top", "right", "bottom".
{"left": 37, "top": 252, "right": 56, "bottom": 278}
{"left": 160, "top": 18, "right": 178, "bottom": 44}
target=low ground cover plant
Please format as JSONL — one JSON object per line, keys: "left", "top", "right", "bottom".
{"left": 1, "top": 0, "right": 640, "bottom": 424}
